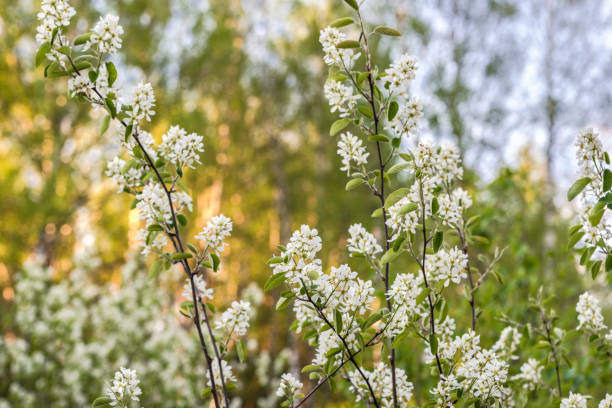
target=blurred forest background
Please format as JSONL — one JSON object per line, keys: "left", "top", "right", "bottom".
{"left": 1, "top": 0, "right": 612, "bottom": 406}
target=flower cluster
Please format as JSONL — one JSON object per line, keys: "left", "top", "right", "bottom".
{"left": 349, "top": 363, "right": 414, "bottom": 408}
{"left": 347, "top": 223, "right": 382, "bottom": 258}
{"left": 511, "top": 358, "right": 542, "bottom": 391}
{"left": 207, "top": 359, "right": 236, "bottom": 388}
{"left": 324, "top": 80, "right": 358, "bottom": 118}
{"left": 319, "top": 26, "right": 360, "bottom": 68}
{"left": 386, "top": 272, "right": 424, "bottom": 336}
{"left": 386, "top": 96, "right": 423, "bottom": 138}
{"left": 275, "top": 373, "right": 303, "bottom": 404}
{"left": 576, "top": 292, "right": 607, "bottom": 333}
{"left": 89, "top": 14, "right": 124, "bottom": 54}
{"left": 216, "top": 300, "right": 252, "bottom": 337}
{"left": 426, "top": 247, "right": 468, "bottom": 287}
{"left": 182, "top": 274, "right": 214, "bottom": 301}
{"left": 106, "top": 367, "right": 142, "bottom": 407}
{"left": 159, "top": 125, "right": 205, "bottom": 169}
{"left": 195, "top": 214, "right": 233, "bottom": 255}
{"left": 384, "top": 53, "right": 418, "bottom": 96}
{"left": 337, "top": 132, "right": 369, "bottom": 175}
{"left": 36, "top": 0, "right": 76, "bottom": 44}
{"left": 127, "top": 81, "right": 156, "bottom": 124}
{"left": 561, "top": 392, "right": 590, "bottom": 408}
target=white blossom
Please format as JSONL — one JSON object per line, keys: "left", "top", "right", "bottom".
{"left": 425, "top": 247, "right": 468, "bottom": 287}
{"left": 386, "top": 96, "right": 423, "bottom": 139}
{"left": 36, "top": 0, "right": 76, "bottom": 44}
{"left": 385, "top": 54, "right": 418, "bottom": 96}
{"left": 276, "top": 373, "right": 303, "bottom": 400}
{"left": 561, "top": 392, "right": 590, "bottom": 408}
{"left": 135, "top": 182, "right": 192, "bottom": 224}
{"left": 195, "top": 214, "right": 233, "bottom": 254}
{"left": 492, "top": 326, "right": 522, "bottom": 360}
{"left": 207, "top": 359, "right": 236, "bottom": 388}
{"left": 319, "top": 26, "right": 361, "bottom": 68}
{"left": 89, "top": 14, "right": 124, "bottom": 54}
{"left": 576, "top": 292, "right": 607, "bottom": 332}
{"left": 106, "top": 367, "right": 142, "bottom": 407}
{"left": 337, "top": 132, "right": 369, "bottom": 175}
{"left": 350, "top": 363, "right": 414, "bottom": 408}
{"left": 105, "top": 157, "right": 144, "bottom": 192}
{"left": 68, "top": 75, "right": 92, "bottom": 98}
{"left": 599, "top": 394, "right": 612, "bottom": 408}
{"left": 182, "top": 275, "right": 214, "bottom": 301}
{"left": 347, "top": 223, "right": 382, "bottom": 258}
{"left": 324, "top": 80, "right": 358, "bottom": 118}
{"left": 159, "top": 125, "right": 204, "bottom": 169}
{"left": 127, "top": 82, "right": 156, "bottom": 123}
{"left": 511, "top": 358, "right": 542, "bottom": 391}
{"left": 386, "top": 272, "right": 423, "bottom": 336}
{"left": 216, "top": 300, "right": 252, "bottom": 337}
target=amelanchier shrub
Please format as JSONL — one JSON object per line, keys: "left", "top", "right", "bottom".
{"left": 33, "top": 0, "right": 612, "bottom": 406}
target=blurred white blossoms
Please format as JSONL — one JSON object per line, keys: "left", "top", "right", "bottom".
{"left": 36, "top": 0, "right": 76, "bottom": 44}
{"left": 105, "top": 157, "right": 144, "bottom": 192}
{"left": 511, "top": 358, "right": 542, "bottom": 390}
{"left": 324, "top": 80, "right": 358, "bottom": 118}
{"left": 207, "top": 359, "right": 236, "bottom": 388}
{"left": 576, "top": 292, "right": 606, "bottom": 332}
{"left": 135, "top": 182, "right": 192, "bottom": 224}
{"left": 561, "top": 392, "right": 590, "bottom": 408}
{"left": 195, "top": 214, "right": 233, "bottom": 254}
{"left": 182, "top": 275, "right": 214, "bottom": 301}
{"left": 127, "top": 82, "right": 156, "bottom": 123}
{"left": 275, "top": 373, "right": 303, "bottom": 400}
{"left": 350, "top": 363, "right": 414, "bottom": 408}
{"left": 385, "top": 54, "right": 418, "bottom": 96}
{"left": 600, "top": 394, "right": 612, "bottom": 408}
{"left": 159, "top": 125, "right": 204, "bottom": 168}
{"left": 106, "top": 367, "right": 142, "bottom": 407}
{"left": 319, "top": 26, "right": 360, "bottom": 68}
{"left": 438, "top": 187, "right": 472, "bottom": 227}
{"left": 337, "top": 132, "right": 369, "bottom": 175}
{"left": 347, "top": 223, "right": 381, "bottom": 258}
{"left": 89, "top": 14, "right": 124, "bottom": 54}
{"left": 216, "top": 300, "right": 252, "bottom": 337}
{"left": 492, "top": 326, "right": 522, "bottom": 360}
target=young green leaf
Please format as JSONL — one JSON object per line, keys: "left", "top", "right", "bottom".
{"left": 567, "top": 177, "right": 591, "bottom": 201}
{"left": 35, "top": 42, "right": 51, "bottom": 67}
{"left": 374, "top": 26, "right": 402, "bottom": 36}
{"left": 330, "top": 17, "right": 354, "bottom": 28}
{"left": 106, "top": 61, "right": 117, "bottom": 86}
{"left": 330, "top": 118, "right": 351, "bottom": 136}
{"left": 345, "top": 178, "right": 364, "bottom": 191}
{"left": 337, "top": 40, "right": 361, "bottom": 49}
{"left": 388, "top": 100, "right": 399, "bottom": 121}
{"left": 343, "top": 0, "right": 359, "bottom": 10}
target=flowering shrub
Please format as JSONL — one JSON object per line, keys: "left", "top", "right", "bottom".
{"left": 31, "top": 0, "right": 612, "bottom": 406}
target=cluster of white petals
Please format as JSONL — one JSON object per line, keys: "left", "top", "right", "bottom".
{"left": 159, "top": 125, "right": 205, "bottom": 169}
{"left": 561, "top": 392, "right": 590, "bottom": 408}
{"left": 182, "top": 275, "right": 214, "bottom": 301}
{"left": 324, "top": 80, "right": 358, "bottom": 118}
{"left": 127, "top": 82, "right": 156, "bottom": 123}
{"left": 600, "top": 394, "right": 612, "bottom": 408}
{"left": 106, "top": 367, "right": 142, "bottom": 406}
{"left": 425, "top": 247, "right": 468, "bottom": 287}
{"left": 319, "top": 26, "right": 360, "bottom": 68}
{"left": 349, "top": 363, "right": 414, "bottom": 408}
{"left": 275, "top": 373, "right": 303, "bottom": 400}
{"left": 195, "top": 214, "right": 233, "bottom": 255}
{"left": 576, "top": 292, "right": 607, "bottom": 332}
{"left": 386, "top": 96, "right": 423, "bottom": 138}
{"left": 207, "top": 359, "right": 236, "bottom": 388}
{"left": 385, "top": 54, "right": 418, "bottom": 96}
{"left": 36, "top": 0, "right": 76, "bottom": 44}
{"left": 438, "top": 187, "right": 472, "bottom": 227}
{"left": 216, "top": 300, "right": 252, "bottom": 337}
{"left": 337, "top": 132, "right": 369, "bottom": 175}
{"left": 575, "top": 128, "right": 605, "bottom": 194}
{"left": 89, "top": 14, "right": 124, "bottom": 54}
{"left": 386, "top": 272, "right": 423, "bottom": 336}
{"left": 511, "top": 358, "right": 542, "bottom": 391}
{"left": 347, "top": 223, "right": 382, "bottom": 258}
{"left": 492, "top": 326, "right": 522, "bottom": 360}
{"left": 135, "top": 183, "right": 192, "bottom": 225}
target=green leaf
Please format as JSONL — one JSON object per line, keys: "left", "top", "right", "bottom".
{"left": 335, "top": 310, "right": 343, "bottom": 333}
{"left": 433, "top": 231, "right": 443, "bottom": 253}
{"left": 330, "top": 118, "right": 350, "bottom": 136}
{"left": 568, "top": 230, "right": 585, "bottom": 249}
{"left": 147, "top": 224, "right": 164, "bottom": 232}
{"left": 35, "top": 42, "right": 51, "bottom": 67}
{"left": 386, "top": 188, "right": 410, "bottom": 207}
{"left": 567, "top": 177, "right": 592, "bottom": 201}
{"left": 606, "top": 254, "right": 612, "bottom": 273}
{"left": 398, "top": 202, "right": 418, "bottom": 215}
{"left": 201, "top": 387, "right": 212, "bottom": 398}
{"left": 264, "top": 273, "right": 286, "bottom": 291}
{"left": 429, "top": 334, "right": 438, "bottom": 355}
{"left": 177, "top": 214, "right": 188, "bottom": 226}
{"left": 431, "top": 197, "right": 439, "bottom": 214}
{"left": 57, "top": 45, "right": 71, "bottom": 56}
{"left": 236, "top": 339, "right": 247, "bottom": 363}
{"left": 388, "top": 100, "right": 399, "bottom": 121}
{"left": 99, "top": 115, "right": 111, "bottom": 136}
{"left": 301, "top": 364, "right": 320, "bottom": 373}
{"left": 267, "top": 256, "right": 284, "bottom": 265}
{"left": 604, "top": 169, "right": 612, "bottom": 191}
{"left": 345, "top": 178, "right": 364, "bottom": 191}
{"left": 387, "top": 162, "right": 410, "bottom": 175}
{"left": 336, "top": 40, "right": 360, "bottom": 49}
{"left": 371, "top": 207, "right": 383, "bottom": 218}
{"left": 276, "top": 296, "right": 292, "bottom": 311}
{"left": 361, "top": 311, "right": 382, "bottom": 329}
{"left": 330, "top": 17, "right": 354, "bottom": 28}
{"left": 210, "top": 253, "right": 220, "bottom": 272}
{"left": 343, "top": 0, "right": 359, "bottom": 10}
{"left": 416, "top": 287, "right": 431, "bottom": 304}
{"left": 588, "top": 201, "right": 606, "bottom": 226}
{"left": 148, "top": 259, "right": 164, "bottom": 279}
{"left": 74, "top": 32, "right": 92, "bottom": 46}
{"left": 106, "top": 61, "right": 117, "bottom": 86}
{"left": 88, "top": 70, "right": 98, "bottom": 83}
{"left": 105, "top": 97, "right": 117, "bottom": 118}
{"left": 170, "top": 252, "right": 192, "bottom": 261}
{"left": 368, "top": 134, "right": 389, "bottom": 142}
{"left": 380, "top": 247, "right": 401, "bottom": 265}
{"left": 590, "top": 260, "right": 602, "bottom": 279}
{"left": 374, "top": 26, "right": 402, "bottom": 36}
{"left": 206, "top": 302, "right": 216, "bottom": 313}
{"left": 91, "top": 397, "right": 113, "bottom": 408}
{"left": 123, "top": 124, "right": 133, "bottom": 143}
{"left": 358, "top": 105, "right": 374, "bottom": 119}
